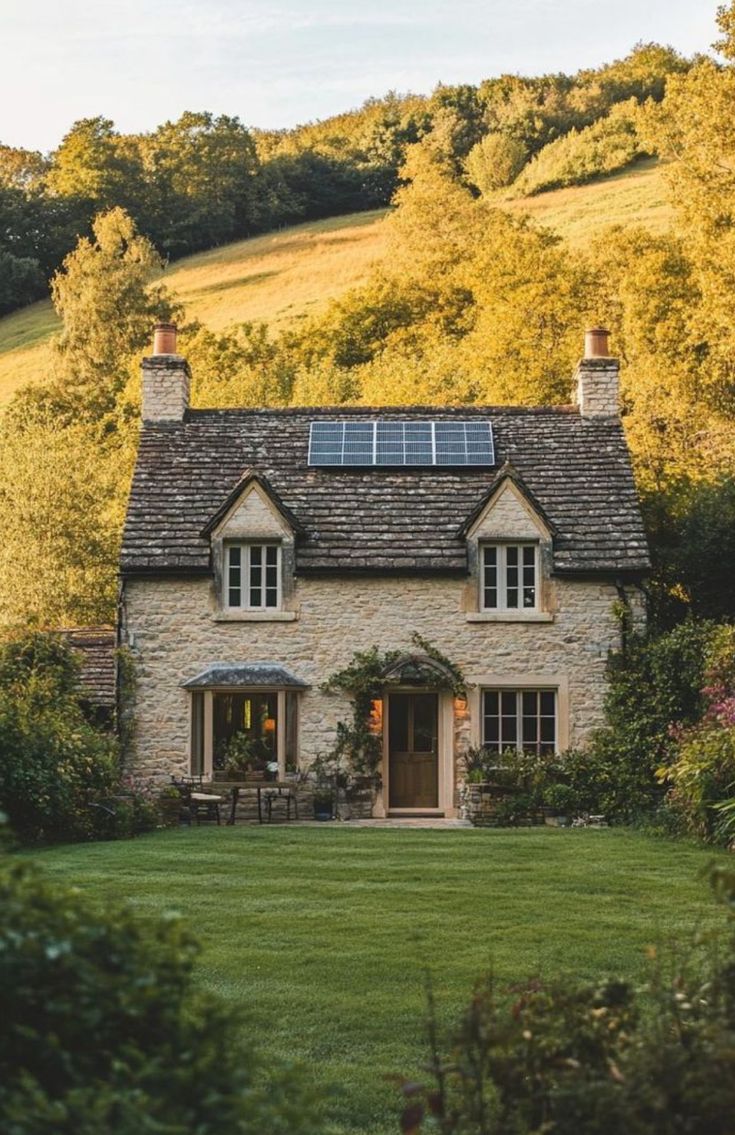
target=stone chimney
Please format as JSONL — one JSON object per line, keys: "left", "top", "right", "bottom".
{"left": 141, "top": 322, "right": 190, "bottom": 423}
{"left": 573, "top": 327, "right": 619, "bottom": 419}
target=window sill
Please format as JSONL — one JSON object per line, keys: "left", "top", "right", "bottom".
{"left": 466, "top": 611, "right": 554, "bottom": 624}
{"left": 213, "top": 611, "right": 298, "bottom": 623}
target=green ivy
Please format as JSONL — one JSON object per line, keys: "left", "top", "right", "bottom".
{"left": 321, "top": 635, "right": 468, "bottom": 785}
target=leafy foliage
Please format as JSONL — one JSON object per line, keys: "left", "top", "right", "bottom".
{"left": 0, "top": 855, "right": 321, "bottom": 1134}
{"left": 464, "top": 133, "right": 528, "bottom": 194}
{"left": 0, "top": 632, "right": 121, "bottom": 843}
{"left": 401, "top": 864, "right": 735, "bottom": 1135}
{"left": 512, "top": 100, "right": 648, "bottom": 197}
{"left": 660, "top": 626, "right": 735, "bottom": 842}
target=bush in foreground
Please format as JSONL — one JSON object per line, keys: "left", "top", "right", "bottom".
{"left": 401, "top": 865, "right": 735, "bottom": 1135}
{"left": 0, "top": 855, "right": 321, "bottom": 1135}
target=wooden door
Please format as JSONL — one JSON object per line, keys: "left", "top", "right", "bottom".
{"left": 388, "top": 692, "right": 439, "bottom": 809}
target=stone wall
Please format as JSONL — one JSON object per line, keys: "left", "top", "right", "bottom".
{"left": 141, "top": 356, "right": 190, "bottom": 422}
{"left": 574, "top": 359, "right": 620, "bottom": 418}
{"left": 121, "top": 569, "right": 644, "bottom": 813}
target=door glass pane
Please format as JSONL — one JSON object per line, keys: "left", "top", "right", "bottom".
{"left": 412, "top": 694, "right": 437, "bottom": 752}
{"left": 389, "top": 694, "right": 410, "bottom": 752}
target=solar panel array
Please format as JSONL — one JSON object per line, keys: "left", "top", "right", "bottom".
{"left": 308, "top": 420, "right": 495, "bottom": 467}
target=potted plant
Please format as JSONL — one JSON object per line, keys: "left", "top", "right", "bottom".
{"left": 543, "top": 783, "right": 577, "bottom": 827}
{"left": 312, "top": 786, "right": 334, "bottom": 821}
{"left": 223, "top": 734, "right": 270, "bottom": 781}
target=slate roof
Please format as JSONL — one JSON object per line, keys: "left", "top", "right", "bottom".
{"left": 121, "top": 406, "right": 650, "bottom": 578}
{"left": 182, "top": 663, "right": 310, "bottom": 689}
{"left": 62, "top": 628, "right": 117, "bottom": 708}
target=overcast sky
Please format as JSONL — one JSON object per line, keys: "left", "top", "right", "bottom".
{"left": 0, "top": 0, "right": 719, "bottom": 153}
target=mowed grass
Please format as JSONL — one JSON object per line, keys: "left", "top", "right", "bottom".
{"left": 0, "top": 210, "right": 388, "bottom": 407}
{"left": 30, "top": 825, "right": 725, "bottom": 1134}
{"left": 503, "top": 157, "right": 673, "bottom": 245}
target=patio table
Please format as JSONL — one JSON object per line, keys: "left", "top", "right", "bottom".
{"left": 226, "top": 781, "right": 298, "bottom": 824}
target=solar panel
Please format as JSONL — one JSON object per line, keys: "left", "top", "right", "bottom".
{"left": 308, "top": 420, "right": 495, "bottom": 467}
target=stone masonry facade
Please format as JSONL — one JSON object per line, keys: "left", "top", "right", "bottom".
{"left": 122, "top": 570, "right": 644, "bottom": 816}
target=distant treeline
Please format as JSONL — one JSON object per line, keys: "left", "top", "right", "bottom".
{"left": 0, "top": 43, "right": 691, "bottom": 315}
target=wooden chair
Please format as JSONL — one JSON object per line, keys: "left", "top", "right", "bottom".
{"left": 172, "top": 776, "right": 223, "bottom": 825}
{"left": 261, "top": 784, "right": 298, "bottom": 823}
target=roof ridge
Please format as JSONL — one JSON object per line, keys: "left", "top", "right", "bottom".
{"left": 182, "top": 404, "right": 581, "bottom": 420}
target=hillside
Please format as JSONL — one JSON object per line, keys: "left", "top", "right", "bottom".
{"left": 504, "top": 157, "right": 672, "bottom": 244}
{"left": 0, "top": 210, "right": 389, "bottom": 406}
{"left": 0, "top": 162, "right": 672, "bottom": 407}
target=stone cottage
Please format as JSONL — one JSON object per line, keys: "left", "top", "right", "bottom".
{"left": 119, "top": 324, "right": 649, "bottom": 818}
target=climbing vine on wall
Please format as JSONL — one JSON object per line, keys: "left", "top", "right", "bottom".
{"left": 321, "top": 635, "right": 468, "bottom": 786}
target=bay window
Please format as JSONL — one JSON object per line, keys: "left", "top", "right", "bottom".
{"left": 190, "top": 687, "right": 299, "bottom": 778}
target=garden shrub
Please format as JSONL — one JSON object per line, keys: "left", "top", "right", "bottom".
{"left": 0, "top": 632, "right": 123, "bottom": 843}
{"left": 572, "top": 619, "right": 716, "bottom": 822}
{"left": 512, "top": 100, "right": 649, "bottom": 196}
{"left": 660, "top": 625, "right": 735, "bottom": 842}
{"left": 461, "top": 621, "right": 715, "bottom": 826}
{"left": 0, "top": 854, "right": 321, "bottom": 1134}
{"left": 401, "top": 865, "right": 735, "bottom": 1135}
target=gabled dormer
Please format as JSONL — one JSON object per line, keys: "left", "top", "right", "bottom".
{"left": 201, "top": 470, "right": 304, "bottom": 622}
{"left": 459, "top": 463, "right": 556, "bottom": 622}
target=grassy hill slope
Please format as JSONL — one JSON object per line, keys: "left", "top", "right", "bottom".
{"left": 504, "top": 157, "right": 672, "bottom": 244}
{"left": 0, "top": 162, "right": 673, "bottom": 407}
{"left": 0, "top": 210, "right": 388, "bottom": 406}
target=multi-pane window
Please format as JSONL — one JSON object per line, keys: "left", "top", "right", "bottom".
{"left": 226, "top": 543, "right": 280, "bottom": 610}
{"left": 481, "top": 543, "right": 537, "bottom": 611}
{"left": 482, "top": 689, "right": 557, "bottom": 755}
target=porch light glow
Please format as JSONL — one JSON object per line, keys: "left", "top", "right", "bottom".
{"left": 369, "top": 699, "right": 383, "bottom": 733}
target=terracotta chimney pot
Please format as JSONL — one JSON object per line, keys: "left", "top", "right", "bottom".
{"left": 152, "top": 322, "right": 178, "bottom": 356}
{"left": 584, "top": 327, "right": 611, "bottom": 358}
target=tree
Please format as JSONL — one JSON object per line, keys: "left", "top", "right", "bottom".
{"left": 464, "top": 133, "right": 528, "bottom": 193}
{"left": 48, "top": 206, "right": 179, "bottom": 420}
{"left": 47, "top": 116, "right": 146, "bottom": 216}
{"left": 142, "top": 111, "right": 260, "bottom": 255}
{"left": 0, "top": 414, "right": 128, "bottom": 628}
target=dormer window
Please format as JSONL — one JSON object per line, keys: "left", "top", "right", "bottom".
{"left": 226, "top": 543, "right": 281, "bottom": 610}
{"left": 481, "top": 543, "right": 537, "bottom": 612}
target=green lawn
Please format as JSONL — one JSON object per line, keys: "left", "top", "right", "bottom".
{"left": 29, "top": 826, "right": 725, "bottom": 1134}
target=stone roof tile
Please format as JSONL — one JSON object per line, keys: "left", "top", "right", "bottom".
{"left": 121, "top": 405, "right": 650, "bottom": 577}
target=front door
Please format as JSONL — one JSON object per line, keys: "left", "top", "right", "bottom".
{"left": 388, "top": 692, "right": 439, "bottom": 809}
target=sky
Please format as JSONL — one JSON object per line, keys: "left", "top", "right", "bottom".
{"left": 0, "top": 0, "right": 719, "bottom": 153}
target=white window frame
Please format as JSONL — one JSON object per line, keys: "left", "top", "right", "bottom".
{"left": 480, "top": 542, "right": 539, "bottom": 613}
{"left": 225, "top": 542, "right": 282, "bottom": 611}
{"left": 481, "top": 687, "right": 558, "bottom": 756}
